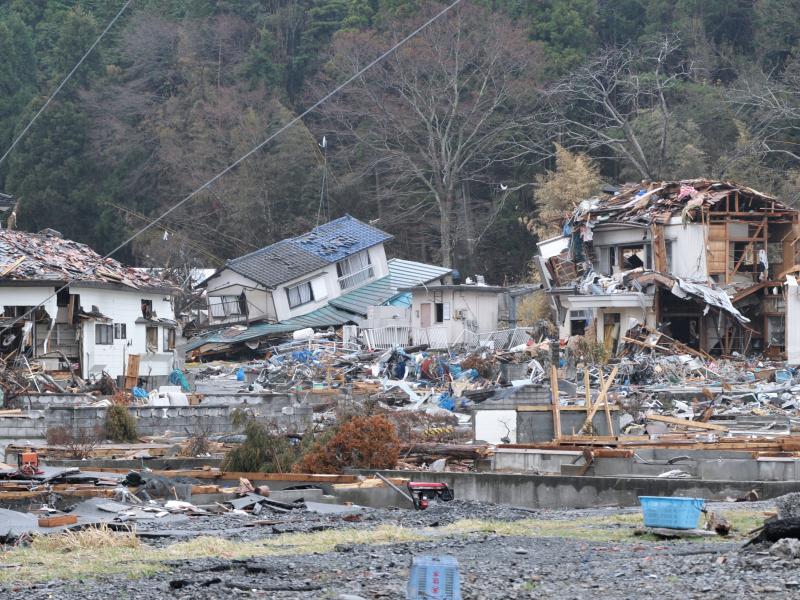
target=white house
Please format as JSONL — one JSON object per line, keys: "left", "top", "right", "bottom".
{"left": 187, "top": 216, "right": 451, "bottom": 356}
{"left": 404, "top": 284, "right": 509, "bottom": 348}
{"left": 202, "top": 215, "right": 394, "bottom": 325}
{"left": 0, "top": 229, "right": 178, "bottom": 380}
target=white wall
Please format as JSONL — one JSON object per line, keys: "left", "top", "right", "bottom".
{"left": 409, "top": 288, "right": 502, "bottom": 344}
{"left": 74, "top": 286, "right": 176, "bottom": 379}
{"left": 663, "top": 220, "right": 707, "bottom": 280}
{"left": 786, "top": 276, "right": 800, "bottom": 365}
{"left": 204, "top": 269, "right": 274, "bottom": 324}
{"left": 474, "top": 409, "right": 518, "bottom": 444}
{"left": 273, "top": 244, "right": 390, "bottom": 321}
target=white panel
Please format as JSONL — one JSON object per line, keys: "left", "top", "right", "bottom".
{"left": 474, "top": 409, "right": 517, "bottom": 444}
{"left": 310, "top": 276, "right": 328, "bottom": 300}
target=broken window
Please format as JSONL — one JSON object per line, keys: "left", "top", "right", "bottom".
{"left": 337, "top": 251, "right": 373, "bottom": 290}
{"left": 287, "top": 281, "right": 314, "bottom": 308}
{"left": 95, "top": 324, "right": 113, "bottom": 345}
{"left": 141, "top": 299, "right": 153, "bottom": 319}
{"left": 569, "top": 310, "right": 589, "bottom": 336}
{"left": 163, "top": 327, "right": 176, "bottom": 351}
{"left": 113, "top": 323, "right": 127, "bottom": 339}
{"left": 767, "top": 316, "right": 785, "bottom": 348}
{"left": 146, "top": 326, "right": 158, "bottom": 353}
{"left": 620, "top": 245, "right": 646, "bottom": 270}
{"left": 665, "top": 240, "right": 674, "bottom": 273}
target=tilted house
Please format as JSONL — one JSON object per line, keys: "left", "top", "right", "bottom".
{"left": 191, "top": 215, "right": 451, "bottom": 355}
{"left": 535, "top": 179, "right": 800, "bottom": 361}
{"left": 202, "top": 215, "right": 394, "bottom": 326}
{"left": 0, "top": 229, "right": 178, "bottom": 380}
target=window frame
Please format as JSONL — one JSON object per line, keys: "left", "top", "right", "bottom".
{"left": 286, "top": 281, "right": 315, "bottom": 309}
{"left": 95, "top": 323, "right": 113, "bottom": 345}
{"left": 163, "top": 327, "right": 176, "bottom": 351}
{"left": 113, "top": 323, "right": 127, "bottom": 340}
{"left": 146, "top": 326, "right": 159, "bottom": 353}
{"left": 336, "top": 251, "right": 374, "bottom": 290}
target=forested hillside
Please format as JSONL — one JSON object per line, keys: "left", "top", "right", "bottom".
{"left": 1, "top": 0, "right": 800, "bottom": 282}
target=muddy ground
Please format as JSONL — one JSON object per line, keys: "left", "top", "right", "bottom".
{"left": 2, "top": 500, "right": 798, "bottom": 599}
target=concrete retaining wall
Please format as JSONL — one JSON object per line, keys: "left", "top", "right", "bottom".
{"left": 366, "top": 469, "right": 800, "bottom": 509}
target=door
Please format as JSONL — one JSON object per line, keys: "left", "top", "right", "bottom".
{"left": 420, "top": 303, "right": 432, "bottom": 328}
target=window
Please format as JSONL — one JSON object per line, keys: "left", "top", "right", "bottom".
{"left": 569, "top": 310, "right": 590, "bottom": 336}
{"left": 620, "top": 245, "right": 646, "bottom": 270}
{"left": 434, "top": 302, "right": 450, "bottom": 323}
{"left": 163, "top": 328, "right": 176, "bottom": 351}
{"left": 95, "top": 324, "right": 113, "bottom": 345}
{"left": 767, "top": 316, "right": 785, "bottom": 347}
{"left": 287, "top": 281, "right": 314, "bottom": 308}
{"left": 141, "top": 299, "right": 153, "bottom": 319}
{"left": 146, "top": 326, "right": 158, "bottom": 353}
{"left": 114, "top": 323, "right": 127, "bottom": 339}
{"left": 209, "top": 295, "right": 247, "bottom": 318}
{"left": 665, "top": 240, "right": 674, "bottom": 273}
{"left": 337, "top": 251, "right": 374, "bottom": 290}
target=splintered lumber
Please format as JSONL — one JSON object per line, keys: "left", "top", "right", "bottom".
{"left": 578, "top": 366, "right": 618, "bottom": 435}
{"left": 550, "top": 365, "right": 562, "bottom": 440}
{"left": 0, "top": 256, "right": 25, "bottom": 278}
{"left": 646, "top": 414, "right": 729, "bottom": 432}
{"left": 399, "top": 443, "right": 490, "bottom": 460}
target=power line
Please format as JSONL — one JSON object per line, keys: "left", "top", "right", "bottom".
{"left": 0, "top": 0, "right": 134, "bottom": 168}
{"left": 0, "top": 0, "right": 464, "bottom": 336}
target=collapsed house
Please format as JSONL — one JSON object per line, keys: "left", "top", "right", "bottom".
{"left": 0, "top": 228, "right": 178, "bottom": 380}
{"left": 535, "top": 179, "right": 800, "bottom": 362}
{"left": 189, "top": 216, "right": 452, "bottom": 356}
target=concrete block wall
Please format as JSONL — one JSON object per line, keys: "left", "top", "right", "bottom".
{"left": 0, "top": 395, "right": 311, "bottom": 440}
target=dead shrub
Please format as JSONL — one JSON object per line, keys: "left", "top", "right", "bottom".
{"left": 295, "top": 414, "right": 400, "bottom": 474}
{"left": 46, "top": 425, "right": 101, "bottom": 459}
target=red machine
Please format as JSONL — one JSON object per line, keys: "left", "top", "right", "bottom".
{"left": 17, "top": 450, "right": 43, "bottom": 477}
{"left": 407, "top": 481, "right": 454, "bottom": 510}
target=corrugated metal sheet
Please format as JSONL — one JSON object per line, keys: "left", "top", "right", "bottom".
{"left": 185, "top": 304, "right": 356, "bottom": 351}
{"left": 387, "top": 258, "right": 451, "bottom": 289}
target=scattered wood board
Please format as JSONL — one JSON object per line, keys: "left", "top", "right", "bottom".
{"left": 647, "top": 414, "right": 729, "bottom": 432}
{"left": 38, "top": 514, "right": 78, "bottom": 528}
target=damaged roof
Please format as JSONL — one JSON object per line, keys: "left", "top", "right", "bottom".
{"left": 224, "top": 215, "right": 393, "bottom": 289}
{"left": 0, "top": 229, "right": 172, "bottom": 291}
{"left": 572, "top": 179, "right": 793, "bottom": 226}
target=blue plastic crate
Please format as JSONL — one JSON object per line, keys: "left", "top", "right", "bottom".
{"left": 639, "top": 496, "right": 705, "bottom": 530}
{"left": 407, "top": 555, "right": 462, "bottom": 600}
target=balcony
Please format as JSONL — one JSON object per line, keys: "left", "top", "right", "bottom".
{"left": 338, "top": 264, "right": 374, "bottom": 290}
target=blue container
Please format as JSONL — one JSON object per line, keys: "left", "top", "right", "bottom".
{"left": 407, "top": 555, "right": 462, "bottom": 600}
{"left": 639, "top": 496, "right": 705, "bottom": 530}
{"left": 776, "top": 370, "right": 792, "bottom": 384}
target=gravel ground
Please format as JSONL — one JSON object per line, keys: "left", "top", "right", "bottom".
{"left": 3, "top": 500, "right": 798, "bottom": 600}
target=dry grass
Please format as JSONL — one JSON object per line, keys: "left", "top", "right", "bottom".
{"left": 30, "top": 524, "right": 139, "bottom": 552}
{"left": 0, "top": 509, "right": 767, "bottom": 585}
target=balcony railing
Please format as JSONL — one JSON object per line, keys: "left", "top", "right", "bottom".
{"left": 338, "top": 264, "right": 374, "bottom": 290}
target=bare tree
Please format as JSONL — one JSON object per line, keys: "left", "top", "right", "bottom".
{"left": 540, "top": 38, "right": 687, "bottom": 180}
{"left": 729, "top": 63, "right": 800, "bottom": 164}
{"left": 317, "top": 3, "right": 546, "bottom": 268}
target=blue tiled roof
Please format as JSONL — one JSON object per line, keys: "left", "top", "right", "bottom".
{"left": 293, "top": 215, "right": 393, "bottom": 262}
{"left": 222, "top": 215, "right": 392, "bottom": 289}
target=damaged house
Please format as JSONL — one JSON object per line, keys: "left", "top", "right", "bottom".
{"left": 535, "top": 180, "right": 800, "bottom": 362}
{"left": 189, "top": 216, "right": 450, "bottom": 355}
{"left": 0, "top": 229, "right": 178, "bottom": 380}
